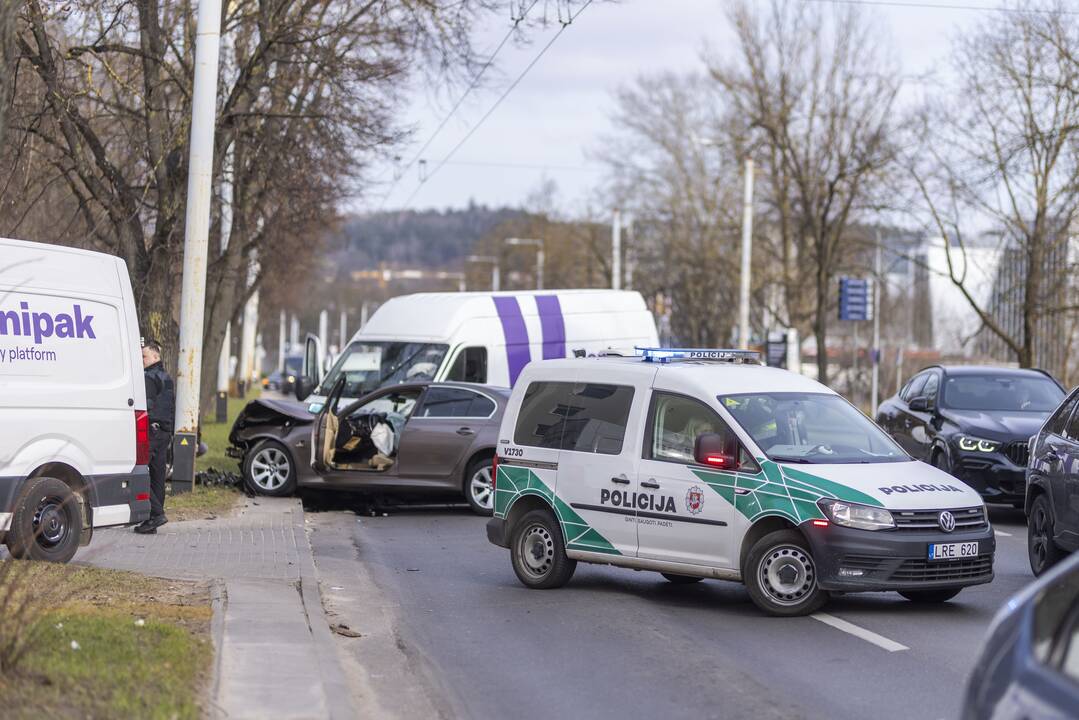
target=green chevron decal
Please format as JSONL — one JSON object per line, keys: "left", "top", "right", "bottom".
{"left": 691, "top": 458, "right": 883, "bottom": 524}
{"left": 495, "top": 465, "right": 620, "bottom": 556}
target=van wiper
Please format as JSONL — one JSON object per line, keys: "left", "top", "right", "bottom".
{"left": 769, "top": 455, "right": 812, "bottom": 464}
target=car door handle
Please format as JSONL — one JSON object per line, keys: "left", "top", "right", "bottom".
{"left": 456, "top": 427, "right": 475, "bottom": 436}
{"left": 610, "top": 476, "right": 630, "bottom": 485}
{"left": 641, "top": 480, "right": 661, "bottom": 489}
{"left": 1045, "top": 449, "right": 1061, "bottom": 464}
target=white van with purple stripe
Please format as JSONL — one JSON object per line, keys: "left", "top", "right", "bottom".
{"left": 1, "top": 238, "right": 152, "bottom": 563}
{"left": 296, "top": 290, "right": 659, "bottom": 411}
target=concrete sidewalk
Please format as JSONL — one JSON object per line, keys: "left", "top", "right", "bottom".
{"left": 75, "top": 497, "right": 354, "bottom": 720}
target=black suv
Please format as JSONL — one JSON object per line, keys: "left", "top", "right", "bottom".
{"left": 877, "top": 366, "right": 1065, "bottom": 505}
{"left": 1026, "top": 387, "right": 1079, "bottom": 576}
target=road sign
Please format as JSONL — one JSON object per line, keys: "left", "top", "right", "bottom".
{"left": 838, "top": 276, "right": 874, "bottom": 321}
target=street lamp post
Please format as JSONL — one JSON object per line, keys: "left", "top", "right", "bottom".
{"left": 739, "top": 156, "right": 754, "bottom": 350}
{"left": 505, "top": 238, "right": 544, "bottom": 290}
{"left": 467, "top": 255, "right": 500, "bottom": 292}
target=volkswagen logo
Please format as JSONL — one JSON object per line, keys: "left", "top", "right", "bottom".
{"left": 938, "top": 510, "right": 956, "bottom": 533}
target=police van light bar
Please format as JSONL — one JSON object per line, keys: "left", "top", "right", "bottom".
{"left": 635, "top": 347, "right": 762, "bottom": 364}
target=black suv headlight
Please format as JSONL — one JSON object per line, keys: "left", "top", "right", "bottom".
{"left": 817, "top": 499, "right": 895, "bottom": 531}
{"left": 956, "top": 435, "right": 1001, "bottom": 453}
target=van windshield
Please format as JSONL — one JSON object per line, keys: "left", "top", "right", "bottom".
{"left": 719, "top": 392, "right": 908, "bottom": 464}
{"left": 318, "top": 342, "right": 449, "bottom": 397}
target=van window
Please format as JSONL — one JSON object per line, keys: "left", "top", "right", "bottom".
{"left": 513, "top": 381, "right": 634, "bottom": 454}
{"left": 446, "top": 347, "right": 487, "bottom": 384}
{"left": 649, "top": 394, "right": 758, "bottom": 470}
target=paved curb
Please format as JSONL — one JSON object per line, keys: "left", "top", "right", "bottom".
{"left": 209, "top": 579, "right": 227, "bottom": 720}
{"left": 290, "top": 504, "right": 358, "bottom": 720}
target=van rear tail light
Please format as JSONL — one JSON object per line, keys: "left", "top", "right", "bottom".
{"left": 135, "top": 410, "right": 150, "bottom": 465}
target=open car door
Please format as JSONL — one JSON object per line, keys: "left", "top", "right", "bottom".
{"left": 311, "top": 377, "right": 346, "bottom": 472}
{"left": 296, "top": 333, "right": 325, "bottom": 400}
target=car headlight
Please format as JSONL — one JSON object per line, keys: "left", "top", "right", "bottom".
{"left": 957, "top": 435, "right": 1000, "bottom": 453}
{"left": 288, "top": 375, "right": 296, "bottom": 383}
{"left": 818, "top": 499, "right": 895, "bottom": 531}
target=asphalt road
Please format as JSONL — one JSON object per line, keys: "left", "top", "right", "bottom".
{"left": 307, "top": 498, "right": 1034, "bottom": 720}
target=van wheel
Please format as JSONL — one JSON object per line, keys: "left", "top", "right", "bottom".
{"left": 899, "top": 588, "right": 962, "bottom": 603}
{"left": 661, "top": 573, "right": 703, "bottom": 584}
{"left": 464, "top": 457, "right": 495, "bottom": 516}
{"left": 744, "top": 530, "right": 829, "bottom": 617}
{"left": 510, "top": 510, "right": 576, "bottom": 589}
{"left": 244, "top": 440, "right": 297, "bottom": 496}
{"left": 5, "top": 477, "right": 83, "bottom": 563}
{"left": 1029, "top": 494, "right": 1065, "bottom": 576}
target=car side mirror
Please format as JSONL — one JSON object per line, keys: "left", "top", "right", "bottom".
{"left": 694, "top": 433, "right": 738, "bottom": 470}
{"left": 909, "top": 396, "right": 929, "bottom": 412}
{"left": 294, "top": 376, "right": 315, "bottom": 401}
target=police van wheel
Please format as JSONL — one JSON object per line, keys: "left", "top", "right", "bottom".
{"left": 510, "top": 510, "right": 576, "bottom": 589}
{"left": 463, "top": 457, "right": 495, "bottom": 516}
{"left": 661, "top": 573, "right": 703, "bottom": 584}
{"left": 898, "top": 588, "right": 962, "bottom": 603}
{"left": 5, "top": 477, "right": 83, "bottom": 564}
{"left": 745, "top": 530, "right": 828, "bottom": 617}
{"left": 244, "top": 440, "right": 297, "bottom": 497}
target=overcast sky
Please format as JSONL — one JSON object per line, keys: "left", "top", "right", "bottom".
{"left": 364, "top": 0, "right": 990, "bottom": 216}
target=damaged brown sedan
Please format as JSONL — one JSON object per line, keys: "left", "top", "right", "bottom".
{"left": 227, "top": 381, "right": 508, "bottom": 515}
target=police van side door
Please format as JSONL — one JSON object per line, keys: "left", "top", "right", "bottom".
{"left": 636, "top": 392, "right": 736, "bottom": 569}
{"left": 549, "top": 373, "right": 647, "bottom": 558}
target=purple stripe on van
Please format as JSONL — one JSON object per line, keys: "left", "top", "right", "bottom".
{"left": 493, "top": 296, "right": 531, "bottom": 386}
{"left": 536, "top": 295, "right": 565, "bottom": 360}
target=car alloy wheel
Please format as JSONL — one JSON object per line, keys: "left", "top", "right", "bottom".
{"left": 250, "top": 446, "right": 291, "bottom": 492}
{"left": 469, "top": 466, "right": 494, "bottom": 511}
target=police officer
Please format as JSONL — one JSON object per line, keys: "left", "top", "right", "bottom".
{"left": 136, "top": 339, "right": 175, "bottom": 534}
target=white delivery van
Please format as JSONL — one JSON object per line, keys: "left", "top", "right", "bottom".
{"left": 0, "top": 238, "right": 151, "bottom": 562}
{"left": 486, "top": 348, "right": 996, "bottom": 616}
{"left": 296, "top": 290, "right": 659, "bottom": 411}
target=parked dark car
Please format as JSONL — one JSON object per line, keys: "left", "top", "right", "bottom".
{"left": 962, "top": 551, "right": 1079, "bottom": 719}
{"left": 1026, "top": 386, "right": 1079, "bottom": 576}
{"left": 264, "top": 354, "right": 304, "bottom": 395}
{"left": 877, "top": 366, "right": 1065, "bottom": 505}
{"left": 227, "top": 381, "right": 509, "bottom": 515}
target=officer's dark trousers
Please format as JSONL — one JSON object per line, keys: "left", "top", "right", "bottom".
{"left": 149, "top": 429, "right": 171, "bottom": 519}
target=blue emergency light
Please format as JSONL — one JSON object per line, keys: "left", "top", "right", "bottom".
{"left": 635, "top": 347, "right": 762, "bottom": 364}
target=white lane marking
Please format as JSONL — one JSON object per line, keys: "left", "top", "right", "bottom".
{"left": 811, "top": 612, "right": 909, "bottom": 653}
{"left": 995, "top": 529, "right": 1013, "bottom": 537}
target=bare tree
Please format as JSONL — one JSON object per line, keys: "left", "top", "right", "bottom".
{"left": 0, "top": 0, "right": 15, "bottom": 146}
{"left": 909, "top": 2, "right": 1079, "bottom": 376}
{"left": 710, "top": 0, "right": 901, "bottom": 383}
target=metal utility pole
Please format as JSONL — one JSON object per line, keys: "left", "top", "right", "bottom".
{"left": 215, "top": 323, "right": 230, "bottom": 423}
{"left": 318, "top": 310, "right": 328, "bottom": 349}
{"left": 611, "top": 210, "right": 622, "bottom": 290}
{"left": 339, "top": 310, "right": 348, "bottom": 350}
{"left": 871, "top": 234, "right": 883, "bottom": 417}
{"left": 173, "top": 0, "right": 223, "bottom": 491}
{"left": 505, "top": 239, "right": 544, "bottom": 290}
{"left": 238, "top": 285, "right": 258, "bottom": 396}
{"left": 739, "top": 157, "right": 754, "bottom": 350}
{"left": 278, "top": 310, "right": 286, "bottom": 372}
{"left": 467, "top": 255, "right": 500, "bottom": 292}
{"left": 289, "top": 314, "right": 299, "bottom": 352}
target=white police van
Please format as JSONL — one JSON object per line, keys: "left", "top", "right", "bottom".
{"left": 486, "top": 348, "right": 996, "bottom": 616}
{"left": 0, "top": 238, "right": 152, "bottom": 562}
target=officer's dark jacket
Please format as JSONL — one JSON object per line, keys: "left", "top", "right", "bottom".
{"left": 145, "top": 361, "right": 175, "bottom": 431}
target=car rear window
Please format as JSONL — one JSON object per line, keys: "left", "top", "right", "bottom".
{"left": 514, "top": 381, "right": 634, "bottom": 455}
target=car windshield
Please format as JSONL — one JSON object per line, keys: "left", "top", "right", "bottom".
{"left": 720, "top": 392, "right": 908, "bottom": 464}
{"left": 942, "top": 374, "right": 1063, "bottom": 412}
{"left": 318, "top": 342, "right": 449, "bottom": 397}
{"left": 283, "top": 356, "right": 302, "bottom": 375}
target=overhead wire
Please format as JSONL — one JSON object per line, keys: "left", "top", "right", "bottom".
{"left": 398, "top": 0, "right": 596, "bottom": 210}
{"left": 799, "top": 0, "right": 1079, "bottom": 14}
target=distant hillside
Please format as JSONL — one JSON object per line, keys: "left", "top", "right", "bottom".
{"left": 334, "top": 204, "right": 526, "bottom": 270}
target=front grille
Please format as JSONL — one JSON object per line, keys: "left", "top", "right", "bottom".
{"left": 892, "top": 506, "right": 987, "bottom": 532}
{"left": 1004, "top": 441, "right": 1029, "bottom": 467}
{"left": 889, "top": 555, "right": 993, "bottom": 582}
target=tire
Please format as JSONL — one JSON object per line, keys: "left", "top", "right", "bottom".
{"left": 5, "top": 477, "right": 83, "bottom": 563}
{"left": 744, "top": 529, "right": 829, "bottom": 617}
{"left": 898, "top": 588, "right": 962, "bottom": 603}
{"left": 463, "top": 456, "right": 495, "bottom": 516}
{"left": 661, "top": 573, "right": 703, "bottom": 584}
{"left": 243, "top": 439, "right": 297, "bottom": 496}
{"left": 510, "top": 509, "right": 576, "bottom": 589}
{"left": 1028, "top": 493, "right": 1065, "bottom": 576}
